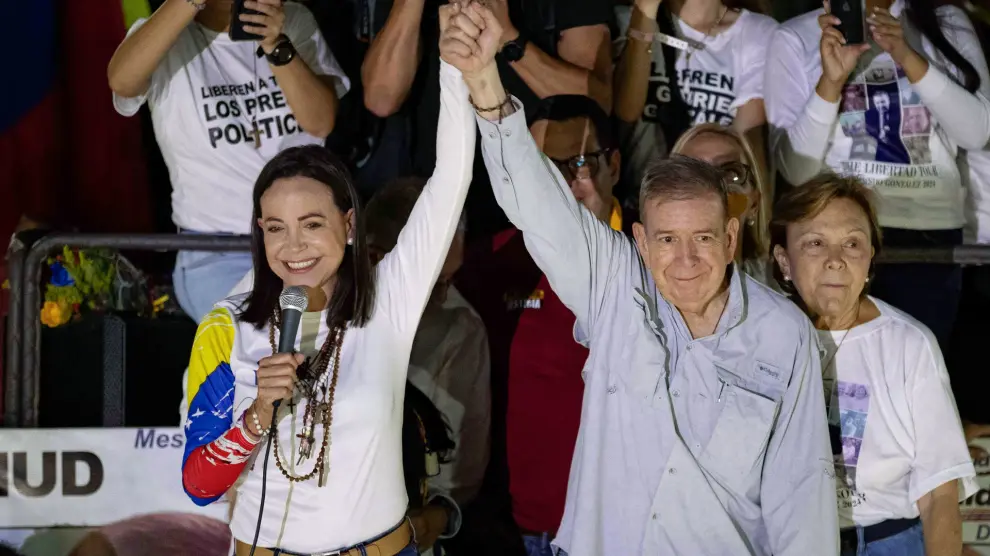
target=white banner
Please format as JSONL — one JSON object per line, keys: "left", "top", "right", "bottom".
{"left": 0, "top": 428, "right": 228, "bottom": 528}
{"left": 0, "top": 428, "right": 988, "bottom": 552}
{"left": 963, "top": 439, "right": 990, "bottom": 554}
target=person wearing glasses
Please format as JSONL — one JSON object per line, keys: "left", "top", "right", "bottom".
{"left": 670, "top": 123, "right": 776, "bottom": 288}
{"left": 450, "top": 2, "right": 837, "bottom": 551}
{"left": 457, "top": 94, "right": 627, "bottom": 556}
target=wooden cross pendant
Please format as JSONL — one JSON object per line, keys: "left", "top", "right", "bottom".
{"left": 249, "top": 123, "right": 262, "bottom": 149}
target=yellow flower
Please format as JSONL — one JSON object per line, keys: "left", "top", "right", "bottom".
{"left": 41, "top": 301, "right": 70, "bottom": 328}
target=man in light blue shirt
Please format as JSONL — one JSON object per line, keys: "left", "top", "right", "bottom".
{"left": 443, "top": 4, "right": 839, "bottom": 554}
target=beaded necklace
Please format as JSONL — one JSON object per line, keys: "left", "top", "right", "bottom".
{"left": 267, "top": 310, "right": 346, "bottom": 486}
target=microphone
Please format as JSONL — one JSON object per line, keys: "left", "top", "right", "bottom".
{"left": 273, "top": 286, "right": 309, "bottom": 409}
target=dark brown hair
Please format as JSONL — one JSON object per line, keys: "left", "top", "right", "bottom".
{"left": 770, "top": 173, "right": 883, "bottom": 296}
{"left": 239, "top": 145, "right": 376, "bottom": 330}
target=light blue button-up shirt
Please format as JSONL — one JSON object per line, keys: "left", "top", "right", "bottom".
{"left": 476, "top": 106, "right": 839, "bottom": 556}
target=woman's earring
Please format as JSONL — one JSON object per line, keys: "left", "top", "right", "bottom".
{"left": 347, "top": 237, "right": 354, "bottom": 246}
{"left": 747, "top": 218, "right": 756, "bottom": 227}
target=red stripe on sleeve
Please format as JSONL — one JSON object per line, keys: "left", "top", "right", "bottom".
{"left": 182, "top": 415, "right": 259, "bottom": 500}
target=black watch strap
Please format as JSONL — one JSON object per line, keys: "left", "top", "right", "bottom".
{"left": 500, "top": 34, "right": 528, "bottom": 63}
{"left": 258, "top": 34, "right": 296, "bottom": 66}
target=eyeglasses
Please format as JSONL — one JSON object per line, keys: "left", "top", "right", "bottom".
{"left": 719, "top": 161, "right": 752, "bottom": 191}
{"left": 548, "top": 150, "right": 610, "bottom": 181}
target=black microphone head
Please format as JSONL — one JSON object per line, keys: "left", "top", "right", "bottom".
{"left": 279, "top": 286, "right": 309, "bottom": 314}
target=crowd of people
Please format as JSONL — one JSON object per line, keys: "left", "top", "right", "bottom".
{"left": 60, "top": 0, "right": 990, "bottom": 554}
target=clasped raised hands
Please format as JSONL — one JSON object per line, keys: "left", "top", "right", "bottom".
{"left": 439, "top": 1, "right": 502, "bottom": 77}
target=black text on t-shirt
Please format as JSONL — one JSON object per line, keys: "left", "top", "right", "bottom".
{"left": 645, "top": 62, "right": 736, "bottom": 126}
{"left": 200, "top": 76, "right": 303, "bottom": 148}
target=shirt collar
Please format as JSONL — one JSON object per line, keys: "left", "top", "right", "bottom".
{"left": 715, "top": 264, "right": 747, "bottom": 335}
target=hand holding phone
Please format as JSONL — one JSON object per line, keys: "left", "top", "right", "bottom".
{"left": 867, "top": 7, "right": 916, "bottom": 66}
{"left": 230, "top": 0, "right": 264, "bottom": 41}
{"left": 832, "top": 0, "right": 865, "bottom": 45}
{"left": 818, "top": 1, "right": 871, "bottom": 89}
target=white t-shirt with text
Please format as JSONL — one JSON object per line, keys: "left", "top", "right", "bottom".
{"left": 613, "top": 7, "right": 778, "bottom": 189}
{"left": 765, "top": 2, "right": 990, "bottom": 230}
{"left": 820, "top": 297, "right": 977, "bottom": 527}
{"left": 113, "top": 3, "right": 350, "bottom": 234}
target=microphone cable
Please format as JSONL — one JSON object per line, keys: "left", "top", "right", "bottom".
{"left": 248, "top": 402, "right": 279, "bottom": 556}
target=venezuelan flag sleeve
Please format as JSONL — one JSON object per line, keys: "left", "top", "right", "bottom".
{"left": 182, "top": 307, "right": 253, "bottom": 505}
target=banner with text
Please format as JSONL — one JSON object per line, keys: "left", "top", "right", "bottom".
{"left": 964, "top": 439, "right": 990, "bottom": 554}
{"left": 0, "top": 428, "right": 228, "bottom": 528}
{"left": 1, "top": 428, "right": 989, "bottom": 551}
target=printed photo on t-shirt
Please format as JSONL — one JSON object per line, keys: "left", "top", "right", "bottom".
{"left": 903, "top": 106, "right": 932, "bottom": 136}
{"left": 841, "top": 84, "right": 867, "bottom": 112}
{"left": 850, "top": 137, "right": 878, "bottom": 161}
{"left": 827, "top": 380, "right": 871, "bottom": 510}
{"left": 840, "top": 113, "right": 867, "bottom": 137}
{"left": 839, "top": 60, "right": 935, "bottom": 167}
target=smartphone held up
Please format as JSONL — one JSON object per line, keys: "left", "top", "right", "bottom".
{"left": 230, "top": 0, "right": 264, "bottom": 41}
{"left": 833, "top": 0, "right": 866, "bottom": 45}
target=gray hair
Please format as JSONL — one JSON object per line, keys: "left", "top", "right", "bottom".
{"left": 638, "top": 155, "right": 729, "bottom": 219}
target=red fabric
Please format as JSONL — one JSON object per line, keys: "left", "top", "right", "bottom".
{"left": 0, "top": 92, "right": 62, "bottom": 422}
{"left": 458, "top": 229, "right": 586, "bottom": 533}
{"left": 182, "top": 423, "right": 258, "bottom": 499}
{"left": 0, "top": 92, "right": 62, "bottom": 242}
{"left": 0, "top": 2, "right": 154, "bottom": 416}
{"left": 60, "top": 0, "right": 152, "bottom": 235}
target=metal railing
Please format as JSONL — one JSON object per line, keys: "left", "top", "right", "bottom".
{"left": 4, "top": 234, "right": 250, "bottom": 428}
{"left": 6, "top": 236, "right": 990, "bottom": 427}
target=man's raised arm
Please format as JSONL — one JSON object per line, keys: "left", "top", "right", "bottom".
{"left": 447, "top": 4, "right": 622, "bottom": 331}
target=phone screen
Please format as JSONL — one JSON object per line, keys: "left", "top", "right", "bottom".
{"left": 834, "top": 0, "right": 866, "bottom": 45}
{"left": 229, "top": 0, "right": 264, "bottom": 42}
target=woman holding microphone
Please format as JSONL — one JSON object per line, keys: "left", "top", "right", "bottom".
{"left": 177, "top": 4, "right": 494, "bottom": 554}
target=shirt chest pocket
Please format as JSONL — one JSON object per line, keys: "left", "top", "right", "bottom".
{"left": 700, "top": 381, "right": 780, "bottom": 489}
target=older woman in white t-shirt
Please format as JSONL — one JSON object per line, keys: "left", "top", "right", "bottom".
{"left": 771, "top": 173, "right": 977, "bottom": 556}
{"left": 613, "top": 0, "right": 777, "bottom": 196}
{"left": 764, "top": 0, "right": 990, "bottom": 352}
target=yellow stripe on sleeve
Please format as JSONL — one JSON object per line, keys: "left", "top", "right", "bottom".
{"left": 185, "top": 308, "right": 236, "bottom": 411}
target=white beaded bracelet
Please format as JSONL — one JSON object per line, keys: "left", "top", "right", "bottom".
{"left": 251, "top": 408, "right": 271, "bottom": 437}
{"left": 186, "top": 0, "right": 207, "bottom": 11}
{"left": 236, "top": 413, "right": 263, "bottom": 445}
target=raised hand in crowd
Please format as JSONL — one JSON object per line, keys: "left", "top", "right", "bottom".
{"left": 238, "top": 0, "right": 287, "bottom": 54}
{"left": 866, "top": 6, "right": 930, "bottom": 81}
{"left": 439, "top": 1, "right": 502, "bottom": 76}
{"left": 817, "top": 0, "right": 871, "bottom": 102}
{"left": 479, "top": 0, "right": 518, "bottom": 48}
